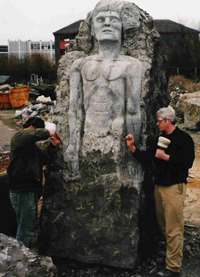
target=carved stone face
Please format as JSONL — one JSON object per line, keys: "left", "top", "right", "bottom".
{"left": 93, "top": 11, "right": 122, "bottom": 42}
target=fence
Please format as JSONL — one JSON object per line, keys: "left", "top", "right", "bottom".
{"left": 166, "top": 66, "right": 200, "bottom": 80}
{"left": 0, "top": 69, "right": 57, "bottom": 84}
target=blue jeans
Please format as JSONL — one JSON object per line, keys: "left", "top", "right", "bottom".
{"left": 9, "top": 191, "right": 38, "bottom": 248}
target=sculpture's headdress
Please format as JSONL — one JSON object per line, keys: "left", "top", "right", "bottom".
{"left": 87, "top": 0, "right": 141, "bottom": 34}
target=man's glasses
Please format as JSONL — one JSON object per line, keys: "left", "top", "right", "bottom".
{"left": 157, "top": 118, "right": 167, "bottom": 123}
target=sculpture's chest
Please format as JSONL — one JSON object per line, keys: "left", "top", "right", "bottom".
{"left": 81, "top": 60, "right": 127, "bottom": 82}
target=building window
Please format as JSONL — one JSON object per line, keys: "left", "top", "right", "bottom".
{"left": 60, "top": 35, "right": 71, "bottom": 41}
{"left": 31, "top": 43, "right": 40, "bottom": 50}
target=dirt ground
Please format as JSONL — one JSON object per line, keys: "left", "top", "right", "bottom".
{"left": 0, "top": 109, "right": 16, "bottom": 148}
{"left": 183, "top": 126, "right": 200, "bottom": 226}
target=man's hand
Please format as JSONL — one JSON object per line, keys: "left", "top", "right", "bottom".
{"left": 126, "top": 134, "right": 136, "bottom": 153}
{"left": 51, "top": 132, "right": 61, "bottom": 146}
{"left": 155, "top": 149, "right": 170, "bottom": 161}
{"left": 49, "top": 129, "right": 56, "bottom": 137}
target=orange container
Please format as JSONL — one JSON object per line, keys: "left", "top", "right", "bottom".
{"left": 9, "top": 86, "right": 30, "bottom": 108}
{"left": 0, "top": 92, "right": 12, "bottom": 109}
{"left": 0, "top": 86, "right": 30, "bottom": 109}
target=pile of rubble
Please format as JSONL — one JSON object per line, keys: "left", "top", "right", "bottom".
{"left": 170, "top": 85, "right": 188, "bottom": 111}
{"left": 0, "top": 233, "right": 57, "bottom": 276}
{"left": 0, "top": 95, "right": 56, "bottom": 175}
{"left": 14, "top": 95, "right": 55, "bottom": 129}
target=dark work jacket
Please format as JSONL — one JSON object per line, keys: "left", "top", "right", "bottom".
{"left": 133, "top": 127, "right": 195, "bottom": 186}
{"left": 7, "top": 128, "right": 56, "bottom": 192}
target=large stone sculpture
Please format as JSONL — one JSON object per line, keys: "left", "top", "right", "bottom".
{"left": 39, "top": 0, "right": 170, "bottom": 269}
{"left": 65, "top": 1, "right": 142, "bottom": 179}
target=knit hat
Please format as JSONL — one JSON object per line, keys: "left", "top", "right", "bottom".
{"left": 23, "top": 117, "right": 45, "bottom": 129}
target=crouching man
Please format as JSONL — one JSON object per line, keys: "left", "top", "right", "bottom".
{"left": 7, "top": 117, "right": 61, "bottom": 248}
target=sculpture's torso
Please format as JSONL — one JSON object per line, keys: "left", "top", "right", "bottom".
{"left": 78, "top": 55, "right": 139, "bottom": 136}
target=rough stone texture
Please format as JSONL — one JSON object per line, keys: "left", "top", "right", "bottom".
{"left": 184, "top": 98, "right": 200, "bottom": 130}
{"left": 0, "top": 233, "right": 57, "bottom": 276}
{"left": 176, "top": 91, "right": 200, "bottom": 114}
{"left": 175, "top": 91, "right": 200, "bottom": 129}
{"left": 39, "top": 0, "right": 170, "bottom": 269}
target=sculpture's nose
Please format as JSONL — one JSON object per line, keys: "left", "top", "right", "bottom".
{"left": 104, "top": 17, "right": 111, "bottom": 26}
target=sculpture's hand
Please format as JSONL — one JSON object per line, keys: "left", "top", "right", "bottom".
{"left": 65, "top": 144, "right": 76, "bottom": 158}
{"left": 112, "top": 117, "right": 124, "bottom": 136}
{"left": 64, "top": 144, "right": 79, "bottom": 176}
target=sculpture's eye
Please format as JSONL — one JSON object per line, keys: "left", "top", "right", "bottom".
{"left": 110, "top": 17, "right": 120, "bottom": 23}
{"left": 96, "top": 17, "right": 105, "bottom": 23}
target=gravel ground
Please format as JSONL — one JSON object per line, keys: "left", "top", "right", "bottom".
{"left": 0, "top": 109, "right": 17, "bottom": 148}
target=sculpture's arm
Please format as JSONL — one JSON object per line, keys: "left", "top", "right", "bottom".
{"left": 126, "top": 60, "right": 142, "bottom": 146}
{"left": 64, "top": 59, "right": 83, "bottom": 175}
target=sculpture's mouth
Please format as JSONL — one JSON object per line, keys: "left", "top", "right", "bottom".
{"left": 102, "top": 29, "right": 113, "bottom": 33}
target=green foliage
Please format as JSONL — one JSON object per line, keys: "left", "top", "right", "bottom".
{"left": 0, "top": 54, "right": 58, "bottom": 83}
{"left": 0, "top": 55, "right": 20, "bottom": 70}
{"left": 163, "top": 27, "right": 200, "bottom": 79}
{"left": 26, "top": 54, "right": 57, "bottom": 71}
{"left": 169, "top": 81, "right": 187, "bottom": 94}
{"left": 169, "top": 75, "right": 200, "bottom": 93}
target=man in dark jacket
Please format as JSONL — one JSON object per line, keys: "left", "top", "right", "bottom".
{"left": 126, "top": 107, "right": 195, "bottom": 277}
{"left": 7, "top": 117, "right": 61, "bottom": 248}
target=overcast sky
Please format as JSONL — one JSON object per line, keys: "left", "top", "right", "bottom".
{"left": 1, "top": 0, "right": 200, "bottom": 45}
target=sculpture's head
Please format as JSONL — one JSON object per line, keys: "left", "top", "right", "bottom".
{"left": 87, "top": 0, "right": 141, "bottom": 41}
{"left": 92, "top": 10, "right": 122, "bottom": 42}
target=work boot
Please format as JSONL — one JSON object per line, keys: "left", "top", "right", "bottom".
{"left": 156, "top": 269, "right": 180, "bottom": 277}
